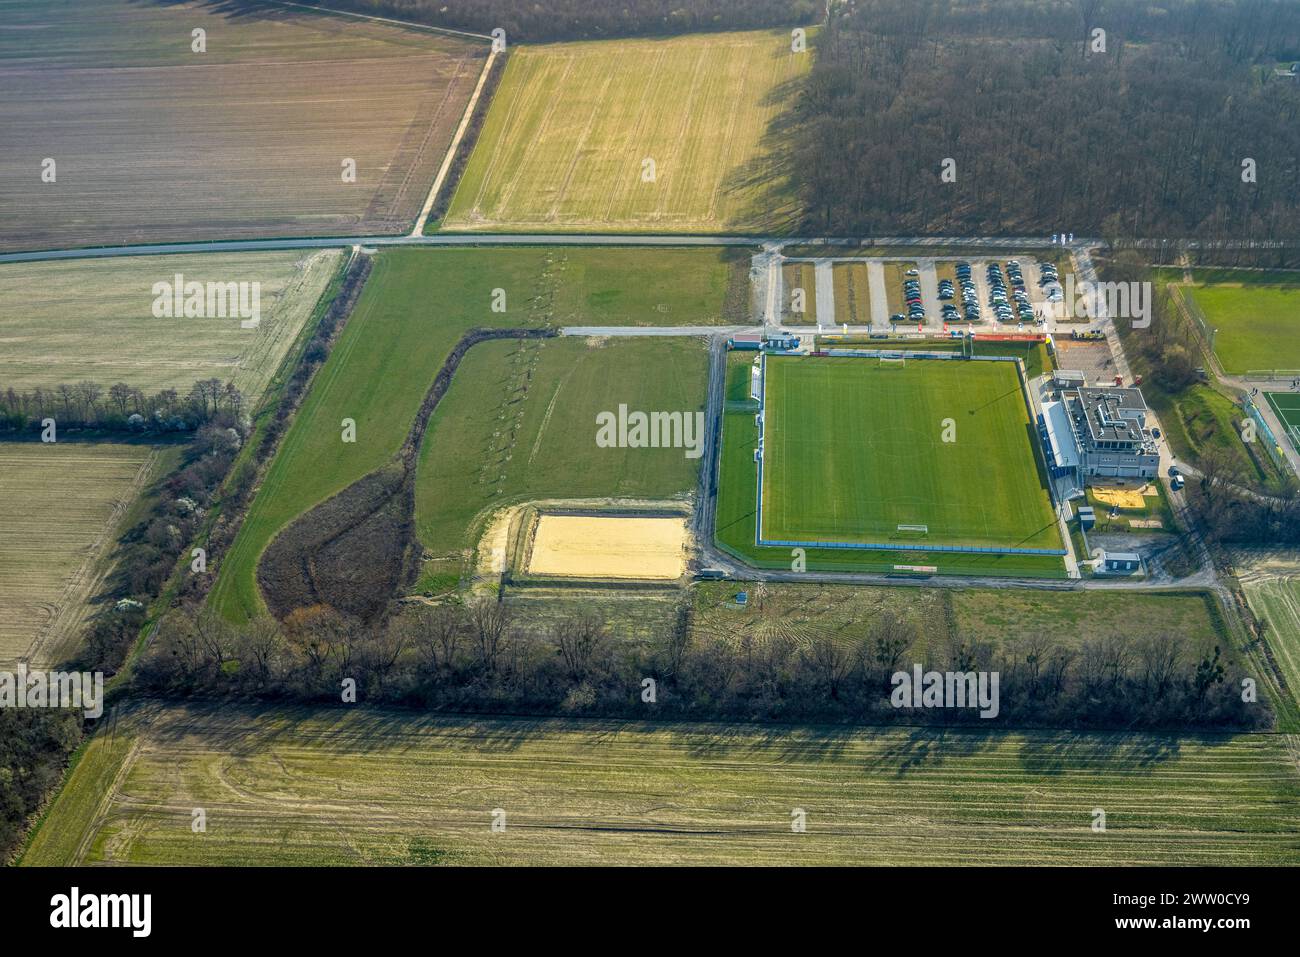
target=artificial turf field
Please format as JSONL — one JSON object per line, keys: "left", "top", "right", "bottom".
{"left": 758, "top": 355, "right": 1060, "bottom": 552}
{"left": 1265, "top": 390, "right": 1300, "bottom": 451}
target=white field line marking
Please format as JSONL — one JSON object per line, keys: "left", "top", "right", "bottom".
{"left": 413, "top": 46, "right": 499, "bottom": 235}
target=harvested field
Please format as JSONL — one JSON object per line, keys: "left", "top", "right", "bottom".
{"left": 0, "top": 250, "right": 342, "bottom": 404}
{"left": 445, "top": 30, "right": 808, "bottom": 232}
{"left": 24, "top": 702, "right": 1300, "bottom": 866}
{"left": 527, "top": 514, "right": 688, "bottom": 580}
{"left": 0, "top": 0, "right": 485, "bottom": 251}
{"left": 0, "top": 443, "right": 158, "bottom": 666}
{"left": 1243, "top": 576, "right": 1300, "bottom": 708}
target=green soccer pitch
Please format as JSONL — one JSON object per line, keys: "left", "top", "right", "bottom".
{"left": 757, "top": 355, "right": 1062, "bottom": 553}
{"left": 1265, "top": 391, "right": 1300, "bottom": 450}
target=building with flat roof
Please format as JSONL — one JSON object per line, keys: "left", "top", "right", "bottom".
{"left": 1065, "top": 386, "right": 1160, "bottom": 480}
{"left": 1101, "top": 550, "right": 1142, "bottom": 574}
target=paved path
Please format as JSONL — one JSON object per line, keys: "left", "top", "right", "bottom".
{"left": 1074, "top": 246, "right": 1132, "bottom": 382}
{"left": 866, "top": 261, "right": 889, "bottom": 328}
{"left": 412, "top": 46, "right": 500, "bottom": 234}
{"left": 917, "top": 259, "right": 941, "bottom": 331}
{"left": 814, "top": 260, "right": 835, "bottom": 329}
{"left": 9, "top": 235, "right": 1300, "bottom": 266}
{"left": 562, "top": 325, "right": 744, "bottom": 337}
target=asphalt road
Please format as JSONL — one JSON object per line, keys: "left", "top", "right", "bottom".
{"left": 0, "top": 234, "right": 1089, "bottom": 265}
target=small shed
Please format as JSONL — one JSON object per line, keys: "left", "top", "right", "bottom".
{"left": 735, "top": 591, "right": 749, "bottom": 606}
{"left": 729, "top": 334, "right": 763, "bottom": 351}
{"left": 1077, "top": 506, "right": 1095, "bottom": 529}
{"left": 1102, "top": 551, "right": 1141, "bottom": 573}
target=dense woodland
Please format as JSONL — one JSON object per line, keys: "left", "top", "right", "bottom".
{"left": 789, "top": 0, "right": 1300, "bottom": 239}
{"left": 301, "top": 0, "right": 818, "bottom": 41}
{"left": 0, "top": 710, "right": 81, "bottom": 863}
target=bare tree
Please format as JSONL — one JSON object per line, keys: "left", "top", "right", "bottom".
{"left": 469, "top": 599, "right": 511, "bottom": 674}
{"left": 553, "top": 612, "right": 607, "bottom": 682}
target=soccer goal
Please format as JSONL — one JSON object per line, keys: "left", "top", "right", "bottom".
{"left": 879, "top": 355, "right": 906, "bottom": 367}
{"left": 896, "top": 523, "right": 929, "bottom": 536}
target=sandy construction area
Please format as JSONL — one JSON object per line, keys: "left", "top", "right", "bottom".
{"left": 1091, "top": 484, "right": 1153, "bottom": 509}
{"left": 528, "top": 515, "right": 688, "bottom": 580}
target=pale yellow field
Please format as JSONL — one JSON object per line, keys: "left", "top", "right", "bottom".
{"left": 0, "top": 443, "right": 157, "bottom": 666}
{"left": 0, "top": 250, "right": 341, "bottom": 403}
{"left": 528, "top": 514, "right": 688, "bottom": 579}
{"left": 445, "top": 30, "right": 809, "bottom": 231}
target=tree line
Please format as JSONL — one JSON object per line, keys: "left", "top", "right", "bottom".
{"left": 787, "top": 0, "right": 1300, "bottom": 240}
{"left": 132, "top": 598, "right": 1263, "bottom": 732}
{"left": 301, "top": 0, "right": 819, "bottom": 41}
{"left": 0, "top": 378, "right": 244, "bottom": 434}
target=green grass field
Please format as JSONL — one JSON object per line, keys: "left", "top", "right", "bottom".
{"left": 0, "top": 251, "right": 343, "bottom": 404}
{"left": 759, "top": 356, "right": 1060, "bottom": 551}
{"left": 414, "top": 336, "right": 707, "bottom": 585}
{"left": 444, "top": 30, "right": 808, "bottom": 232}
{"left": 208, "top": 247, "right": 743, "bottom": 620}
{"left": 1113, "top": 302, "right": 1279, "bottom": 488}
{"left": 715, "top": 357, "right": 1065, "bottom": 577}
{"left": 694, "top": 581, "right": 1231, "bottom": 661}
{"left": 24, "top": 703, "right": 1300, "bottom": 866}
{"left": 1185, "top": 273, "right": 1300, "bottom": 374}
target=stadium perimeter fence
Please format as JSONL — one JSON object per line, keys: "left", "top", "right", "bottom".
{"left": 752, "top": 351, "right": 1066, "bottom": 558}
